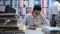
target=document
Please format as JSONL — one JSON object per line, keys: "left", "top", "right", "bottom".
{"left": 25, "top": 28, "right": 44, "bottom": 34}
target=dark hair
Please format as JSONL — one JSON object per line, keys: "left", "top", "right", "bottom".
{"left": 56, "top": 0, "right": 58, "bottom": 1}
{"left": 33, "top": 4, "right": 41, "bottom": 11}
{"left": 56, "top": 0, "right": 59, "bottom": 1}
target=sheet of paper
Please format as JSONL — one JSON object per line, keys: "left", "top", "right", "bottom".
{"left": 25, "top": 28, "right": 44, "bottom": 34}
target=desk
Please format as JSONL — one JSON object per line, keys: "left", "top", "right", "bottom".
{"left": 0, "top": 26, "right": 18, "bottom": 34}
{"left": 0, "top": 26, "right": 25, "bottom": 34}
{"left": 0, "top": 26, "right": 18, "bottom": 30}
{"left": 25, "top": 28, "right": 44, "bottom": 34}
{"left": 43, "top": 26, "right": 60, "bottom": 34}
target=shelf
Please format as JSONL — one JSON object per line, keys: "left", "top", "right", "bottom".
{"left": 0, "top": 13, "right": 15, "bottom": 15}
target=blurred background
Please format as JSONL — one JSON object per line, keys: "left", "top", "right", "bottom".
{"left": 0, "top": 0, "right": 56, "bottom": 21}
{"left": 1, "top": 0, "right": 60, "bottom": 34}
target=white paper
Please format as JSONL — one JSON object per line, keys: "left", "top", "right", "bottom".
{"left": 26, "top": 28, "right": 44, "bottom": 34}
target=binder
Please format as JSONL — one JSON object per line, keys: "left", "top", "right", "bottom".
{"left": 3, "top": 0, "right": 6, "bottom": 6}
{"left": 18, "top": 7, "right": 23, "bottom": 16}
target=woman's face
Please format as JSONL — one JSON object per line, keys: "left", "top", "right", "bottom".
{"left": 33, "top": 10, "right": 41, "bottom": 17}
